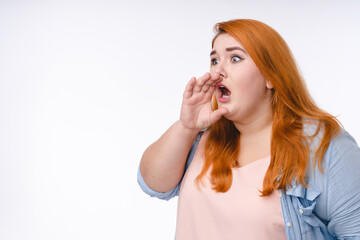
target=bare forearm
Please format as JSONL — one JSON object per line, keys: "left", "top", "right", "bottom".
{"left": 140, "top": 120, "right": 199, "bottom": 192}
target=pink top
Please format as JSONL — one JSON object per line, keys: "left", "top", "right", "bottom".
{"left": 175, "top": 152, "right": 286, "bottom": 240}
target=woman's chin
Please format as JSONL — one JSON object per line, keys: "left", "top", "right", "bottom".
{"left": 221, "top": 110, "right": 247, "bottom": 123}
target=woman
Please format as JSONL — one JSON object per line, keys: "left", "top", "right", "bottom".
{"left": 137, "top": 19, "right": 360, "bottom": 239}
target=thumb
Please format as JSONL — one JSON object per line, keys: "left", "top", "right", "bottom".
{"left": 210, "top": 107, "right": 228, "bottom": 124}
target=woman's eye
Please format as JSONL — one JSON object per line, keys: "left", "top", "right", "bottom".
{"left": 211, "top": 56, "right": 243, "bottom": 65}
{"left": 231, "top": 55, "right": 243, "bottom": 62}
{"left": 211, "top": 58, "right": 219, "bottom": 65}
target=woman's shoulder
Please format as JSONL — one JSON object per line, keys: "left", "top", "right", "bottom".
{"left": 302, "top": 119, "right": 358, "bottom": 151}
{"left": 302, "top": 120, "right": 360, "bottom": 177}
{"left": 313, "top": 126, "right": 360, "bottom": 177}
{"left": 327, "top": 128, "right": 360, "bottom": 161}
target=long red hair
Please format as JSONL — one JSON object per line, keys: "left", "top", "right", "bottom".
{"left": 195, "top": 19, "right": 342, "bottom": 197}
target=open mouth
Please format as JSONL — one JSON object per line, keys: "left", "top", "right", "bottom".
{"left": 216, "top": 83, "right": 231, "bottom": 99}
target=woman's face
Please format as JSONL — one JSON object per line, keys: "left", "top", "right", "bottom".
{"left": 210, "top": 33, "right": 273, "bottom": 124}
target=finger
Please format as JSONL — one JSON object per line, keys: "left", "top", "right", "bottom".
{"left": 203, "top": 85, "right": 216, "bottom": 99}
{"left": 201, "top": 72, "right": 222, "bottom": 92}
{"left": 201, "top": 81, "right": 212, "bottom": 92}
{"left": 210, "top": 107, "right": 228, "bottom": 124}
{"left": 202, "top": 75, "right": 221, "bottom": 92}
{"left": 193, "top": 72, "right": 211, "bottom": 92}
{"left": 198, "top": 72, "right": 220, "bottom": 93}
{"left": 183, "top": 77, "right": 196, "bottom": 98}
{"left": 210, "top": 72, "right": 223, "bottom": 82}
{"left": 197, "top": 75, "right": 219, "bottom": 94}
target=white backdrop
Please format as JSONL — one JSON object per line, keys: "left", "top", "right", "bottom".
{"left": 1, "top": 0, "right": 359, "bottom": 239}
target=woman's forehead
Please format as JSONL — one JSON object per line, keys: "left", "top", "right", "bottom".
{"left": 212, "top": 33, "right": 247, "bottom": 55}
{"left": 213, "top": 33, "right": 244, "bottom": 49}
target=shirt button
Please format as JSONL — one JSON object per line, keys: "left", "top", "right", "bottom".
{"left": 286, "top": 222, "right": 292, "bottom": 227}
{"left": 299, "top": 209, "right": 304, "bottom": 214}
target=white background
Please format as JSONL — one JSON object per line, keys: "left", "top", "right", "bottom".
{"left": 1, "top": 0, "right": 359, "bottom": 239}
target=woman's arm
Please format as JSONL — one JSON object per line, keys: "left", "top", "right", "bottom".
{"left": 139, "top": 72, "right": 227, "bottom": 193}
{"left": 326, "top": 130, "right": 360, "bottom": 237}
{"left": 139, "top": 120, "right": 199, "bottom": 192}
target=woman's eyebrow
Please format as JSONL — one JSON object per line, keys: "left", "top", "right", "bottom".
{"left": 210, "top": 47, "right": 247, "bottom": 56}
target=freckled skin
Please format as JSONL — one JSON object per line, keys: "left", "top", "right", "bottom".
{"left": 211, "top": 33, "right": 273, "bottom": 125}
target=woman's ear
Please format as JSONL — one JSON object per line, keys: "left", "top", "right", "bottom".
{"left": 266, "top": 80, "right": 274, "bottom": 89}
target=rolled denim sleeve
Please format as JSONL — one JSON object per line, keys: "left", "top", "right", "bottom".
{"left": 137, "top": 166, "right": 181, "bottom": 201}
{"left": 327, "top": 130, "right": 360, "bottom": 238}
{"left": 137, "top": 130, "right": 204, "bottom": 201}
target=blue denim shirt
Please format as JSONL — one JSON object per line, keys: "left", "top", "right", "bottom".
{"left": 138, "top": 124, "right": 360, "bottom": 239}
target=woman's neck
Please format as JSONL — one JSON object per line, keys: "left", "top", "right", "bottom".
{"left": 233, "top": 107, "right": 273, "bottom": 143}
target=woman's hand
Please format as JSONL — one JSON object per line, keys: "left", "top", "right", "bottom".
{"left": 179, "top": 72, "right": 228, "bottom": 132}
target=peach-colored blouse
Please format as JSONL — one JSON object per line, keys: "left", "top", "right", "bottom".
{"left": 175, "top": 154, "right": 287, "bottom": 240}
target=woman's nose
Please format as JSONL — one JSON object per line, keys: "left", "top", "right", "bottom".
{"left": 213, "top": 66, "right": 226, "bottom": 79}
